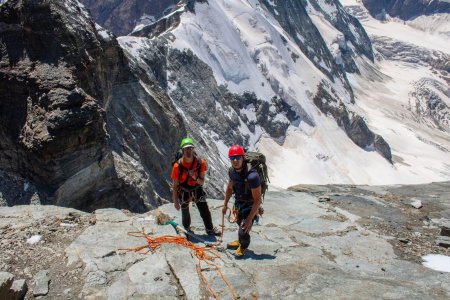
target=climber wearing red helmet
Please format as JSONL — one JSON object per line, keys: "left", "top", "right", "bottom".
{"left": 222, "top": 145, "right": 262, "bottom": 257}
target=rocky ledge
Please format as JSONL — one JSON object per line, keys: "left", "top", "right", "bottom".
{"left": 1, "top": 181, "right": 449, "bottom": 299}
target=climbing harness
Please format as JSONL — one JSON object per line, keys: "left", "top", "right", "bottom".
{"left": 178, "top": 185, "right": 203, "bottom": 209}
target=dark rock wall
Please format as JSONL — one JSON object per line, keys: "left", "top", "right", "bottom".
{"left": 362, "top": 0, "right": 450, "bottom": 20}
{"left": 80, "top": 0, "right": 180, "bottom": 36}
{"left": 0, "top": 0, "right": 108, "bottom": 190}
{"left": 261, "top": 0, "right": 344, "bottom": 81}
{"left": 0, "top": 0, "right": 183, "bottom": 211}
{"left": 259, "top": 0, "right": 374, "bottom": 102}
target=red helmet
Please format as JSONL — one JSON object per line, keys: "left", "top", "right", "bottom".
{"left": 228, "top": 145, "right": 245, "bottom": 157}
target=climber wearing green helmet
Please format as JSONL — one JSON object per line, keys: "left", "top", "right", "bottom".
{"left": 171, "top": 137, "right": 220, "bottom": 236}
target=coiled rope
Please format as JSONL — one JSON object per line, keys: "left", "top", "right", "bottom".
{"left": 120, "top": 229, "right": 237, "bottom": 300}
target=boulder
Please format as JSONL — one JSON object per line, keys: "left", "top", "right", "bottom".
{"left": 0, "top": 272, "right": 14, "bottom": 299}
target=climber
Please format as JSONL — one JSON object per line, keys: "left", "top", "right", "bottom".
{"left": 171, "top": 137, "right": 220, "bottom": 236}
{"left": 222, "top": 145, "right": 262, "bottom": 257}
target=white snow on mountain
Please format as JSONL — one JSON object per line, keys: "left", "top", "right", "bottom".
{"left": 166, "top": 0, "right": 361, "bottom": 183}
{"left": 170, "top": 0, "right": 351, "bottom": 106}
{"left": 261, "top": 1, "right": 450, "bottom": 188}
{"left": 120, "top": 0, "right": 450, "bottom": 189}
{"left": 340, "top": 0, "right": 360, "bottom": 5}
{"left": 364, "top": 16, "right": 450, "bottom": 54}
{"left": 408, "top": 13, "right": 450, "bottom": 38}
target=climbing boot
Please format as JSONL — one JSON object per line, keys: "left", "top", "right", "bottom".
{"left": 227, "top": 240, "right": 240, "bottom": 249}
{"left": 206, "top": 227, "right": 221, "bottom": 236}
{"left": 235, "top": 245, "right": 247, "bottom": 257}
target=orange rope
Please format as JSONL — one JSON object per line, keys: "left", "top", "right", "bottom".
{"left": 120, "top": 230, "right": 237, "bottom": 300}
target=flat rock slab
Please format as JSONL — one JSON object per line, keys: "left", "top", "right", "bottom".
{"left": 0, "top": 205, "right": 89, "bottom": 228}
{"left": 94, "top": 208, "right": 130, "bottom": 223}
{"left": 4, "top": 183, "right": 450, "bottom": 299}
{"left": 33, "top": 270, "right": 49, "bottom": 297}
{"left": 156, "top": 192, "right": 450, "bottom": 298}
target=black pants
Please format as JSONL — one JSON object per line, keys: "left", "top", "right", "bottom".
{"left": 235, "top": 203, "right": 255, "bottom": 249}
{"left": 179, "top": 187, "right": 213, "bottom": 231}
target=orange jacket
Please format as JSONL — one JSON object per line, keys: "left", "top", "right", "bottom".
{"left": 171, "top": 157, "right": 207, "bottom": 186}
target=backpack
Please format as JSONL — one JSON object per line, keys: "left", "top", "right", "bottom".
{"left": 171, "top": 150, "right": 202, "bottom": 184}
{"left": 244, "top": 151, "right": 270, "bottom": 200}
{"left": 228, "top": 151, "right": 270, "bottom": 201}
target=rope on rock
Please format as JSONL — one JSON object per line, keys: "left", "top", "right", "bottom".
{"left": 119, "top": 229, "right": 237, "bottom": 300}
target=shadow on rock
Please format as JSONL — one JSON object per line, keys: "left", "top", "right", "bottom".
{"left": 186, "top": 233, "right": 218, "bottom": 244}
{"left": 237, "top": 250, "right": 276, "bottom": 260}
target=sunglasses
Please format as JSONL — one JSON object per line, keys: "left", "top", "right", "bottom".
{"left": 229, "top": 155, "right": 242, "bottom": 161}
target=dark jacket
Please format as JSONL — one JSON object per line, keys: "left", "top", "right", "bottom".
{"left": 229, "top": 162, "right": 261, "bottom": 205}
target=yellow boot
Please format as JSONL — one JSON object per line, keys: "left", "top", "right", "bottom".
{"left": 235, "top": 245, "right": 247, "bottom": 257}
{"left": 227, "top": 240, "right": 240, "bottom": 249}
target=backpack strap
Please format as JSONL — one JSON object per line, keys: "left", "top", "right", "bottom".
{"left": 244, "top": 165, "right": 260, "bottom": 201}
{"left": 230, "top": 163, "right": 253, "bottom": 204}
{"left": 178, "top": 156, "right": 201, "bottom": 184}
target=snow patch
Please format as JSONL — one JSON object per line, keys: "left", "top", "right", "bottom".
{"left": 422, "top": 254, "right": 450, "bottom": 272}
{"left": 132, "top": 14, "right": 157, "bottom": 32}
{"left": 27, "top": 235, "right": 43, "bottom": 245}
{"left": 60, "top": 222, "right": 78, "bottom": 227}
{"left": 95, "top": 24, "right": 113, "bottom": 42}
{"left": 339, "top": 0, "right": 360, "bottom": 5}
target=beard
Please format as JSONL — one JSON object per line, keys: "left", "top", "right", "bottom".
{"left": 184, "top": 150, "right": 194, "bottom": 159}
{"left": 232, "top": 161, "right": 243, "bottom": 171}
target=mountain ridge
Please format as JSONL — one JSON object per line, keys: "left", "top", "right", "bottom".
{"left": 1, "top": 0, "right": 449, "bottom": 210}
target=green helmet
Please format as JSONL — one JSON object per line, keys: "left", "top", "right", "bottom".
{"left": 180, "top": 137, "right": 195, "bottom": 149}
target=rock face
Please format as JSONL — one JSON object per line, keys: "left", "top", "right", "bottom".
{"left": 369, "top": 36, "right": 450, "bottom": 132}
{"left": 362, "top": 0, "right": 450, "bottom": 20}
{"left": 1, "top": 0, "right": 397, "bottom": 209}
{"left": 313, "top": 84, "right": 392, "bottom": 161}
{"left": 79, "top": 0, "right": 180, "bottom": 36}
{"left": 1, "top": 182, "right": 450, "bottom": 298}
{"left": 0, "top": 0, "right": 184, "bottom": 211}
{"left": 118, "top": 36, "right": 304, "bottom": 196}
{"left": 264, "top": 0, "right": 373, "bottom": 77}
{"left": 126, "top": 0, "right": 392, "bottom": 164}
{"left": 79, "top": 0, "right": 208, "bottom": 37}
